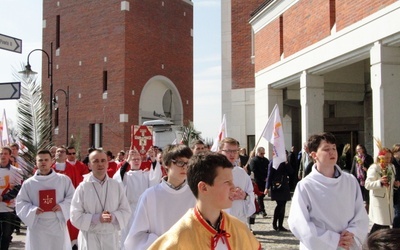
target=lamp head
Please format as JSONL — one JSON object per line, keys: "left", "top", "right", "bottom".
{"left": 52, "top": 97, "right": 59, "bottom": 109}
{"left": 18, "top": 63, "right": 38, "bottom": 76}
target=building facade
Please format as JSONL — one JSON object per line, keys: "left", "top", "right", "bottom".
{"left": 224, "top": 0, "right": 400, "bottom": 157}
{"left": 42, "top": 0, "right": 193, "bottom": 155}
{"left": 221, "top": 0, "right": 265, "bottom": 151}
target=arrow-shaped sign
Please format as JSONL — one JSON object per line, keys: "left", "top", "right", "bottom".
{"left": 0, "top": 82, "right": 21, "bottom": 100}
{"left": 0, "top": 33, "right": 22, "bottom": 53}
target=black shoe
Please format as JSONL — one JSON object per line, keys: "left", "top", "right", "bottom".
{"left": 273, "top": 225, "right": 278, "bottom": 231}
{"left": 278, "top": 227, "right": 289, "bottom": 232}
{"left": 262, "top": 211, "right": 267, "bottom": 217}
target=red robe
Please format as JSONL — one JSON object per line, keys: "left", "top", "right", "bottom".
{"left": 107, "top": 161, "right": 118, "bottom": 178}
{"left": 52, "top": 161, "right": 82, "bottom": 244}
{"left": 67, "top": 160, "right": 89, "bottom": 184}
{"left": 52, "top": 162, "right": 81, "bottom": 188}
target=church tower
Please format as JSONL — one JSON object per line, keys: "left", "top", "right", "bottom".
{"left": 42, "top": 0, "right": 193, "bottom": 153}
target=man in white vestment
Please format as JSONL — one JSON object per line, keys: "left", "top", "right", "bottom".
{"left": 219, "top": 137, "right": 255, "bottom": 224}
{"left": 16, "top": 149, "right": 75, "bottom": 250}
{"left": 124, "top": 144, "right": 196, "bottom": 250}
{"left": 113, "top": 150, "right": 162, "bottom": 250}
{"left": 70, "top": 149, "right": 131, "bottom": 250}
{"left": 288, "top": 133, "right": 369, "bottom": 250}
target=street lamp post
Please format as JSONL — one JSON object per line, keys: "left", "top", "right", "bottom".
{"left": 53, "top": 86, "right": 69, "bottom": 146}
{"left": 19, "top": 42, "right": 54, "bottom": 140}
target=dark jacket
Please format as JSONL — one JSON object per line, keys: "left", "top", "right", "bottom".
{"left": 266, "top": 160, "right": 293, "bottom": 201}
{"left": 249, "top": 156, "right": 269, "bottom": 184}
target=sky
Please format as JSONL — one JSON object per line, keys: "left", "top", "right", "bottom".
{"left": 0, "top": 0, "right": 222, "bottom": 139}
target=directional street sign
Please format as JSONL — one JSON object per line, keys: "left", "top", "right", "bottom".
{"left": 0, "top": 33, "right": 22, "bottom": 53}
{"left": 0, "top": 82, "right": 21, "bottom": 100}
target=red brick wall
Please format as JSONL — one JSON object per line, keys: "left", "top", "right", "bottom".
{"left": 43, "top": 0, "right": 193, "bottom": 156}
{"left": 336, "top": 0, "right": 396, "bottom": 31}
{"left": 253, "top": 0, "right": 396, "bottom": 69}
{"left": 283, "top": 0, "right": 331, "bottom": 58}
{"left": 126, "top": 0, "right": 193, "bottom": 121}
{"left": 254, "top": 18, "right": 281, "bottom": 72}
{"left": 231, "top": 0, "right": 265, "bottom": 89}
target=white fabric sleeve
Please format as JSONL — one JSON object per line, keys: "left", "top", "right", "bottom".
{"left": 288, "top": 186, "right": 340, "bottom": 250}
{"left": 15, "top": 183, "right": 39, "bottom": 228}
{"left": 124, "top": 191, "right": 159, "bottom": 250}
{"left": 243, "top": 175, "right": 256, "bottom": 217}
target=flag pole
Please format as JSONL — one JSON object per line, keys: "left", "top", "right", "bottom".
{"left": 246, "top": 104, "right": 278, "bottom": 166}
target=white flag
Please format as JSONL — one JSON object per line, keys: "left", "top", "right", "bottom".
{"left": 210, "top": 114, "right": 227, "bottom": 152}
{"left": 1, "top": 109, "right": 12, "bottom": 147}
{"left": 261, "top": 104, "right": 286, "bottom": 169}
{"left": 0, "top": 117, "right": 3, "bottom": 147}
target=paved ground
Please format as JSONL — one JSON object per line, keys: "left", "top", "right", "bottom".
{"left": 251, "top": 197, "right": 299, "bottom": 249}
{"left": 9, "top": 196, "right": 299, "bottom": 249}
{"left": 9, "top": 230, "right": 25, "bottom": 250}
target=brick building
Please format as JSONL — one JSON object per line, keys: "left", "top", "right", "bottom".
{"left": 223, "top": 0, "right": 400, "bottom": 156}
{"left": 221, "top": 0, "right": 265, "bottom": 151}
{"left": 42, "top": 0, "right": 193, "bottom": 155}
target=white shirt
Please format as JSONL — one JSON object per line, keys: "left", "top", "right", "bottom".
{"left": 288, "top": 165, "right": 369, "bottom": 250}
{"left": 224, "top": 166, "right": 255, "bottom": 223}
{"left": 124, "top": 180, "right": 196, "bottom": 250}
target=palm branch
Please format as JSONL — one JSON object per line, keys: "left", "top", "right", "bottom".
{"left": 13, "top": 66, "right": 52, "bottom": 176}
{"left": 180, "top": 121, "right": 202, "bottom": 146}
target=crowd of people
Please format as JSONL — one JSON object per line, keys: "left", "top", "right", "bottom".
{"left": 0, "top": 133, "right": 399, "bottom": 249}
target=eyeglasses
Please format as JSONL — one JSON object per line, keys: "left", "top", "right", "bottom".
{"left": 171, "top": 159, "right": 189, "bottom": 168}
{"left": 67, "top": 152, "right": 76, "bottom": 155}
{"left": 221, "top": 149, "right": 239, "bottom": 154}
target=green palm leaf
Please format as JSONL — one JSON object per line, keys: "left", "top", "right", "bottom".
{"left": 13, "top": 66, "right": 52, "bottom": 176}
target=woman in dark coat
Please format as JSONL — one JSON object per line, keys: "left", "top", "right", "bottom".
{"left": 266, "top": 154, "right": 293, "bottom": 232}
{"left": 350, "top": 144, "right": 374, "bottom": 211}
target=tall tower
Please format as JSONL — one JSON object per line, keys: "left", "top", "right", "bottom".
{"left": 42, "top": 0, "right": 193, "bottom": 154}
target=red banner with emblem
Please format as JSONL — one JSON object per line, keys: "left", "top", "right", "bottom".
{"left": 131, "top": 125, "right": 153, "bottom": 157}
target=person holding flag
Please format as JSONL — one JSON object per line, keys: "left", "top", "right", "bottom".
{"left": 260, "top": 104, "right": 292, "bottom": 231}
{"left": 265, "top": 150, "right": 293, "bottom": 232}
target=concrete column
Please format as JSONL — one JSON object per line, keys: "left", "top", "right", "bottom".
{"left": 300, "top": 71, "right": 324, "bottom": 144}
{"left": 370, "top": 42, "right": 400, "bottom": 156}
{"left": 221, "top": 0, "right": 232, "bottom": 137}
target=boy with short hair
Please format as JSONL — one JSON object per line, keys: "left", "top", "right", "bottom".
{"left": 148, "top": 153, "right": 261, "bottom": 250}
{"left": 288, "top": 132, "right": 369, "bottom": 250}
{"left": 16, "top": 149, "right": 75, "bottom": 250}
{"left": 124, "top": 144, "right": 196, "bottom": 249}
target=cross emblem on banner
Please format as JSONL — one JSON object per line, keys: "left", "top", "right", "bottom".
{"left": 132, "top": 125, "right": 153, "bottom": 155}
